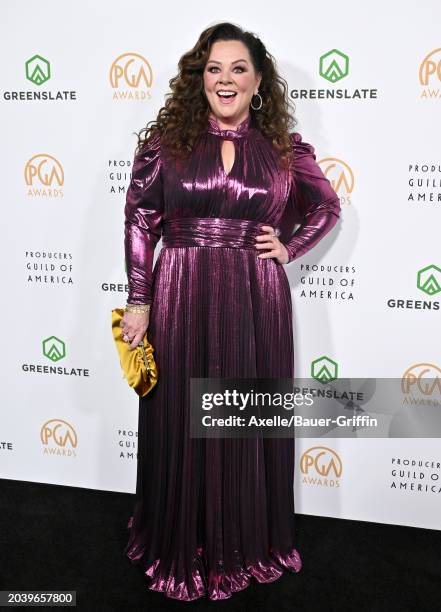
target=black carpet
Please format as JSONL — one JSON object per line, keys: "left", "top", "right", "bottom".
{"left": 0, "top": 478, "right": 438, "bottom": 611}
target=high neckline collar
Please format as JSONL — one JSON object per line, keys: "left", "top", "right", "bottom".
{"left": 207, "top": 113, "right": 251, "bottom": 139}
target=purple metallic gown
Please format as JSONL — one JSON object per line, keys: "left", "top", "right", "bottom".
{"left": 123, "top": 113, "right": 341, "bottom": 601}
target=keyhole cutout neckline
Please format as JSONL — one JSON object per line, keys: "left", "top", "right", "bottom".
{"left": 207, "top": 113, "right": 251, "bottom": 177}
{"left": 220, "top": 139, "right": 236, "bottom": 177}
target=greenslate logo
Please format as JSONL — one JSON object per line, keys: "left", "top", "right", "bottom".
{"left": 26, "top": 54, "right": 51, "bottom": 86}
{"left": 319, "top": 49, "right": 349, "bottom": 83}
{"left": 42, "top": 336, "right": 66, "bottom": 362}
{"left": 417, "top": 265, "right": 441, "bottom": 296}
{"left": 311, "top": 356, "right": 338, "bottom": 383}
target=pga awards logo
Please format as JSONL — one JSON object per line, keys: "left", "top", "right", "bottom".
{"left": 24, "top": 153, "right": 64, "bottom": 198}
{"left": 109, "top": 53, "right": 153, "bottom": 100}
{"left": 40, "top": 419, "right": 77, "bottom": 457}
{"left": 300, "top": 446, "right": 342, "bottom": 487}
{"left": 419, "top": 48, "right": 441, "bottom": 98}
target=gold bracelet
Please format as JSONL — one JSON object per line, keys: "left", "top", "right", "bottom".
{"left": 125, "top": 303, "right": 151, "bottom": 314}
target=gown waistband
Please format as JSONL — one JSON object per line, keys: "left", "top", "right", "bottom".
{"left": 161, "top": 217, "right": 279, "bottom": 249}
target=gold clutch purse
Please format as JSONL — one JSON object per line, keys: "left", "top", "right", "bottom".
{"left": 111, "top": 308, "right": 158, "bottom": 397}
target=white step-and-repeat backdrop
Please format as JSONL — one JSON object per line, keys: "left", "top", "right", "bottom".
{"left": 2, "top": 0, "right": 441, "bottom": 531}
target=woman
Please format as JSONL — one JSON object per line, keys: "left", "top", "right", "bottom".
{"left": 120, "top": 22, "right": 341, "bottom": 602}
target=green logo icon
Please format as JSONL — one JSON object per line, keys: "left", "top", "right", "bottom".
{"left": 42, "top": 336, "right": 66, "bottom": 362}
{"left": 319, "top": 49, "right": 349, "bottom": 83}
{"left": 311, "top": 356, "right": 338, "bottom": 383}
{"left": 26, "top": 54, "right": 51, "bottom": 86}
{"left": 417, "top": 265, "right": 441, "bottom": 296}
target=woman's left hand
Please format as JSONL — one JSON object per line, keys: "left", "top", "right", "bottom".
{"left": 255, "top": 225, "right": 289, "bottom": 265}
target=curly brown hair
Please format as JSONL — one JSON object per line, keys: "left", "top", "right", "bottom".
{"left": 135, "top": 22, "right": 298, "bottom": 170}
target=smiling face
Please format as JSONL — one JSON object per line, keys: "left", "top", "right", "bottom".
{"left": 203, "top": 39, "right": 262, "bottom": 129}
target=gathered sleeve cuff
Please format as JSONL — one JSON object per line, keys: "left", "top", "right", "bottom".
{"left": 124, "top": 131, "right": 164, "bottom": 305}
{"left": 279, "top": 132, "right": 341, "bottom": 264}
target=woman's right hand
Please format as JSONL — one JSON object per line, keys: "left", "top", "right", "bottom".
{"left": 120, "top": 310, "right": 150, "bottom": 350}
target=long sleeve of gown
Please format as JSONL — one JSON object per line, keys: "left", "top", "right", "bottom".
{"left": 124, "top": 131, "right": 164, "bottom": 305}
{"left": 279, "top": 132, "right": 341, "bottom": 263}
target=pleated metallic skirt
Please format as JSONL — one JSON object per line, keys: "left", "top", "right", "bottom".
{"left": 124, "top": 217, "right": 302, "bottom": 601}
